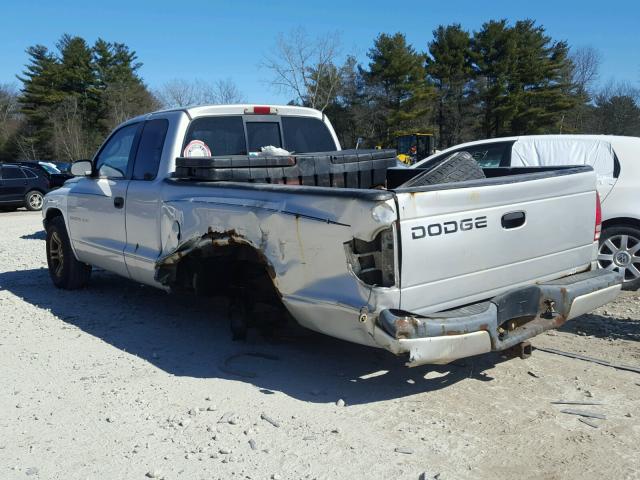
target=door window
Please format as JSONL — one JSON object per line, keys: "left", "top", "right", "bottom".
{"left": 22, "top": 168, "right": 38, "bottom": 178}
{"left": 2, "top": 166, "right": 26, "bottom": 179}
{"left": 95, "top": 123, "right": 140, "bottom": 178}
{"left": 133, "top": 119, "right": 169, "bottom": 180}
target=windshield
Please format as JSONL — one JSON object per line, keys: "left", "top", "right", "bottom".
{"left": 38, "top": 162, "right": 61, "bottom": 174}
{"left": 397, "top": 135, "right": 414, "bottom": 155}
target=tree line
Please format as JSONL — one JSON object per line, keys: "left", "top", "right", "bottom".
{"left": 1, "top": 20, "right": 639, "bottom": 162}
{"left": 0, "top": 35, "right": 244, "bottom": 162}
{"left": 266, "top": 21, "right": 640, "bottom": 150}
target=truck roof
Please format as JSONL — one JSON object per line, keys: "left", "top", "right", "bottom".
{"left": 127, "top": 104, "right": 325, "bottom": 124}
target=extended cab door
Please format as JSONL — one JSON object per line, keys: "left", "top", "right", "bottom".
{"left": 66, "top": 122, "right": 141, "bottom": 276}
{"left": 123, "top": 118, "right": 171, "bottom": 286}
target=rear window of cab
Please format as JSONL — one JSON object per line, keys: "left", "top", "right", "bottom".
{"left": 182, "top": 115, "right": 337, "bottom": 156}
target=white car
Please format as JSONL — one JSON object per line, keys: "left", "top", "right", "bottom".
{"left": 416, "top": 135, "right": 640, "bottom": 290}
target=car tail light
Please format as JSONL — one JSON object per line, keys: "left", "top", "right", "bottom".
{"left": 594, "top": 191, "right": 602, "bottom": 241}
{"left": 344, "top": 228, "right": 396, "bottom": 287}
{"left": 244, "top": 106, "right": 277, "bottom": 115}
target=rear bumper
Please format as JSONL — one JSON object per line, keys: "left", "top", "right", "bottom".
{"left": 375, "top": 269, "right": 622, "bottom": 366}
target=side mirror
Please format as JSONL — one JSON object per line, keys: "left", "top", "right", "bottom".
{"left": 71, "top": 160, "right": 93, "bottom": 177}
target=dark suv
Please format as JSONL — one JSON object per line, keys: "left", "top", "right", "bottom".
{"left": 14, "top": 161, "right": 73, "bottom": 187}
{"left": 0, "top": 163, "right": 53, "bottom": 211}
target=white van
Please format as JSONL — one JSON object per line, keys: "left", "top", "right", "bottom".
{"left": 415, "top": 135, "right": 640, "bottom": 289}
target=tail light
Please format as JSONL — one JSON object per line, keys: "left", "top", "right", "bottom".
{"left": 244, "top": 106, "right": 277, "bottom": 115}
{"left": 344, "top": 228, "right": 396, "bottom": 287}
{"left": 594, "top": 191, "right": 602, "bottom": 241}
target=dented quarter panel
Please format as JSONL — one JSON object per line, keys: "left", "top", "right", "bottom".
{"left": 155, "top": 182, "right": 401, "bottom": 347}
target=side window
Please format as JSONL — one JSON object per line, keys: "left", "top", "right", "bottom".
{"left": 95, "top": 123, "right": 140, "bottom": 178}
{"left": 613, "top": 151, "right": 621, "bottom": 178}
{"left": 22, "top": 168, "right": 38, "bottom": 179}
{"left": 2, "top": 166, "right": 26, "bottom": 179}
{"left": 133, "top": 119, "right": 169, "bottom": 180}
{"left": 463, "top": 142, "right": 512, "bottom": 167}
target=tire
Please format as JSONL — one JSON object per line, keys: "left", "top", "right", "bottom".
{"left": 401, "top": 151, "right": 486, "bottom": 188}
{"left": 46, "top": 216, "right": 91, "bottom": 289}
{"left": 25, "top": 190, "right": 44, "bottom": 211}
{"left": 598, "top": 225, "right": 640, "bottom": 291}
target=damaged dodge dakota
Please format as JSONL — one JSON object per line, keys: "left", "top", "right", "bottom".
{"left": 42, "top": 104, "right": 622, "bottom": 366}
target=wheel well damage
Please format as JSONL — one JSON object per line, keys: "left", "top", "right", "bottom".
{"left": 155, "top": 228, "right": 280, "bottom": 301}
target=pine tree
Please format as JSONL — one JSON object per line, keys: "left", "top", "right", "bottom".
{"left": 426, "top": 24, "right": 475, "bottom": 147}
{"left": 471, "top": 19, "right": 517, "bottom": 138}
{"left": 471, "top": 19, "right": 575, "bottom": 137}
{"left": 365, "top": 33, "right": 432, "bottom": 145}
{"left": 92, "top": 39, "right": 158, "bottom": 132}
{"left": 508, "top": 20, "right": 575, "bottom": 134}
{"left": 17, "top": 35, "right": 158, "bottom": 160}
{"left": 17, "top": 45, "right": 62, "bottom": 157}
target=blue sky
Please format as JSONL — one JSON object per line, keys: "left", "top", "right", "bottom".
{"left": 1, "top": 0, "right": 638, "bottom": 103}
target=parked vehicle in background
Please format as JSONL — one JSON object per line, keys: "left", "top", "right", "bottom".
{"left": 0, "top": 163, "right": 52, "bottom": 211}
{"left": 40, "top": 105, "right": 621, "bottom": 367}
{"left": 51, "top": 161, "right": 71, "bottom": 173}
{"left": 395, "top": 132, "right": 435, "bottom": 165}
{"left": 415, "top": 135, "right": 640, "bottom": 290}
{"left": 14, "top": 161, "right": 74, "bottom": 188}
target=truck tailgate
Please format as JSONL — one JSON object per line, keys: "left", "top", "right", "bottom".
{"left": 395, "top": 169, "right": 597, "bottom": 314}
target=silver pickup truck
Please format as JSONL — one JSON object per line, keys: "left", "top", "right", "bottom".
{"left": 42, "top": 104, "right": 622, "bottom": 366}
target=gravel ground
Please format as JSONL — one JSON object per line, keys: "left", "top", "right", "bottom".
{"left": 1, "top": 210, "right": 639, "bottom": 480}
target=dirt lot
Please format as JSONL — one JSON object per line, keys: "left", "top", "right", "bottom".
{"left": 1, "top": 210, "right": 639, "bottom": 480}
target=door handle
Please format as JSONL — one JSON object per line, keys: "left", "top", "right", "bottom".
{"left": 113, "top": 196, "right": 124, "bottom": 209}
{"left": 502, "top": 211, "right": 525, "bottom": 229}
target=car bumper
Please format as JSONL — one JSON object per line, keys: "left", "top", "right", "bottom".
{"left": 374, "top": 269, "right": 622, "bottom": 366}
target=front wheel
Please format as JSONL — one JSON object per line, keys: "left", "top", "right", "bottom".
{"left": 25, "top": 190, "right": 44, "bottom": 211}
{"left": 598, "top": 226, "right": 640, "bottom": 290}
{"left": 46, "top": 217, "right": 92, "bottom": 289}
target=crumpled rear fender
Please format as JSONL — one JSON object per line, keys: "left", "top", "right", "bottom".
{"left": 154, "top": 189, "right": 401, "bottom": 347}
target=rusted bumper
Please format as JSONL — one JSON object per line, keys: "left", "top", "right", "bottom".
{"left": 377, "top": 269, "right": 622, "bottom": 366}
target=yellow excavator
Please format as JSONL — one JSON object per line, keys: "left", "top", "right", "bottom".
{"left": 395, "top": 132, "right": 435, "bottom": 165}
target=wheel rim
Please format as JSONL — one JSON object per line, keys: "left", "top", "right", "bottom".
{"left": 49, "top": 231, "right": 64, "bottom": 277}
{"left": 598, "top": 234, "right": 640, "bottom": 282}
{"left": 29, "top": 192, "right": 43, "bottom": 209}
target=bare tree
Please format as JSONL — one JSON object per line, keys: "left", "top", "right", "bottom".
{"left": 597, "top": 79, "right": 640, "bottom": 103}
{"left": 570, "top": 46, "right": 602, "bottom": 95}
{"left": 51, "top": 96, "right": 93, "bottom": 161}
{"left": 212, "top": 78, "right": 246, "bottom": 104}
{"left": 262, "top": 28, "right": 343, "bottom": 111}
{"left": 102, "top": 81, "right": 161, "bottom": 132}
{"left": 15, "top": 135, "right": 39, "bottom": 161}
{"left": 0, "top": 83, "right": 20, "bottom": 150}
{"left": 586, "top": 80, "right": 640, "bottom": 135}
{"left": 155, "top": 78, "right": 245, "bottom": 108}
